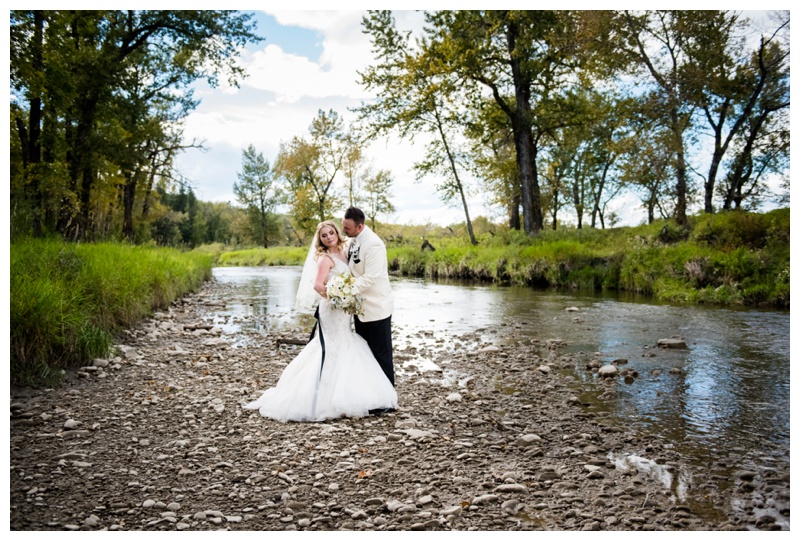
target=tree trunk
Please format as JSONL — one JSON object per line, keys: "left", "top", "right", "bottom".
{"left": 670, "top": 110, "right": 688, "bottom": 227}
{"left": 704, "top": 109, "right": 727, "bottom": 214}
{"left": 505, "top": 20, "right": 543, "bottom": 236}
{"left": 76, "top": 96, "right": 99, "bottom": 240}
{"left": 122, "top": 170, "right": 138, "bottom": 240}
{"left": 21, "top": 11, "right": 45, "bottom": 237}
{"left": 141, "top": 150, "right": 160, "bottom": 219}
{"left": 433, "top": 104, "right": 477, "bottom": 246}
{"left": 590, "top": 161, "right": 611, "bottom": 228}
{"left": 723, "top": 110, "right": 767, "bottom": 210}
{"left": 260, "top": 205, "right": 269, "bottom": 248}
{"left": 508, "top": 193, "right": 521, "bottom": 230}
{"left": 59, "top": 115, "right": 80, "bottom": 237}
{"left": 551, "top": 189, "right": 559, "bottom": 230}
{"left": 572, "top": 180, "right": 584, "bottom": 229}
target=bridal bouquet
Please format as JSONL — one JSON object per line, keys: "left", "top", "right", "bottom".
{"left": 326, "top": 272, "right": 364, "bottom": 316}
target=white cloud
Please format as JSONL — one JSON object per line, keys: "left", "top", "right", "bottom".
{"left": 175, "top": 9, "right": 485, "bottom": 226}
{"left": 242, "top": 44, "right": 365, "bottom": 103}
{"left": 258, "top": 10, "right": 375, "bottom": 98}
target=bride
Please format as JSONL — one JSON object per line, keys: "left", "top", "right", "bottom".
{"left": 244, "top": 220, "right": 398, "bottom": 422}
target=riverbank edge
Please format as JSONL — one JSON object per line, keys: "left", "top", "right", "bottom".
{"left": 217, "top": 210, "right": 789, "bottom": 310}
{"left": 9, "top": 209, "right": 789, "bottom": 386}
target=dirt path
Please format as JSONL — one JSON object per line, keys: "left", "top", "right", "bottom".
{"left": 9, "top": 278, "right": 789, "bottom": 531}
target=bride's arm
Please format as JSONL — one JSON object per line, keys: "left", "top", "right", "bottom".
{"left": 314, "top": 255, "right": 334, "bottom": 298}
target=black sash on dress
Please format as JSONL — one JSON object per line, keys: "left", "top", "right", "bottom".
{"left": 309, "top": 305, "right": 326, "bottom": 378}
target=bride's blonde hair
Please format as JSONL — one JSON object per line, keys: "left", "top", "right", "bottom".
{"left": 313, "top": 220, "right": 346, "bottom": 259}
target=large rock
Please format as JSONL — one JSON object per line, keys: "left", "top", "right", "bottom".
{"left": 516, "top": 434, "right": 542, "bottom": 447}
{"left": 598, "top": 365, "right": 618, "bottom": 378}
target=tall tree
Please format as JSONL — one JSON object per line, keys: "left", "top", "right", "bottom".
{"left": 680, "top": 12, "right": 789, "bottom": 214}
{"left": 234, "top": 145, "right": 283, "bottom": 248}
{"left": 341, "top": 130, "right": 365, "bottom": 208}
{"left": 619, "top": 109, "right": 676, "bottom": 224}
{"left": 422, "top": 10, "right": 613, "bottom": 235}
{"left": 615, "top": 10, "right": 701, "bottom": 226}
{"left": 361, "top": 169, "right": 396, "bottom": 231}
{"left": 358, "top": 10, "right": 478, "bottom": 245}
{"left": 465, "top": 97, "right": 521, "bottom": 230}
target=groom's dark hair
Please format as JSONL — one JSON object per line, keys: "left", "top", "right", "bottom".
{"left": 344, "top": 206, "right": 366, "bottom": 225}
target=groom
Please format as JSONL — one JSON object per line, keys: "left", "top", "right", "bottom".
{"left": 341, "top": 207, "right": 395, "bottom": 399}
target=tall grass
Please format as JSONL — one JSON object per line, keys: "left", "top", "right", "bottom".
{"left": 202, "top": 209, "right": 789, "bottom": 310}
{"left": 218, "top": 246, "right": 308, "bottom": 266}
{"left": 10, "top": 239, "right": 213, "bottom": 386}
{"left": 388, "top": 210, "right": 789, "bottom": 308}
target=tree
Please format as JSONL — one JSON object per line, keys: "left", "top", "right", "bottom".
{"left": 557, "top": 90, "right": 635, "bottom": 229}
{"left": 10, "top": 10, "right": 261, "bottom": 240}
{"left": 618, "top": 112, "right": 676, "bottom": 224}
{"left": 234, "top": 145, "right": 283, "bottom": 248}
{"left": 104, "top": 55, "right": 202, "bottom": 240}
{"left": 421, "top": 10, "right": 614, "bottom": 236}
{"left": 341, "top": 130, "right": 365, "bottom": 208}
{"left": 361, "top": 169, "right": 396, "bottom": 231}
{"left": 720, "top": 105, "right": 789, "bottom": 210}
{"left": 358, "top": 10, "right": 478, "bottom": 245}
{"left": 718, "top": 21, "right": 790, "bottom": 210}
{"left": 615, "top": 10, "right": 701, "bottom": 227}
{"left": 680, "top": 11, "right": 789, "bottom": 214}
{"left": 274, "top": 109, "right": 352, "bottom": 235}
{"left": 464, "top": 98, "right": 521, "bottom": 230}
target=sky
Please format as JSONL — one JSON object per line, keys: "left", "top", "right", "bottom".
{"left": 174, "top": 9, "right": 478, "bottom": 227}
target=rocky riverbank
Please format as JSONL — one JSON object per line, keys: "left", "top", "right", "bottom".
{"left": 9, "top": 278, "right": 789, "bottom": 532}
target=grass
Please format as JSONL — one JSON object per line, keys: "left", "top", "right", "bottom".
{"left": 218, "top": 246, "right": 309, "bottom": 266}
{"left": 209, "top": 210, "right": 789, "bottom": 309}
{"left": 10, "top": 239, "right": 213, "bottom": 386}
{"left": 10, "top": 209, "right": 788, "bottom": 386}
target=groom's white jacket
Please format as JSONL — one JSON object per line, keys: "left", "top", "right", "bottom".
{"left": 348, "top": 225, "right": 393, "bottom": 322}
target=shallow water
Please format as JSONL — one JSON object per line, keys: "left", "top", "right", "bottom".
{"left": 211, "top": 266, "right": 790, "bottom": 480}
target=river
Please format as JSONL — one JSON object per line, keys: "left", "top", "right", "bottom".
{"left": 210, "top": 266, "right": 790, "bottom": 495}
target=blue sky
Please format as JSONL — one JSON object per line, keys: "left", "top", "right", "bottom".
{"left": 245, "top": 12, "right": 324, "bottom": 60}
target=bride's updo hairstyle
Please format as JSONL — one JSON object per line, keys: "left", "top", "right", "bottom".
{"left": 313, "top": 220, "right": 346, "bottom": 259}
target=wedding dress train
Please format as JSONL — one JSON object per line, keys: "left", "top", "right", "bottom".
{"left": 245, "top": 259, "right": 397, "bottom": 422}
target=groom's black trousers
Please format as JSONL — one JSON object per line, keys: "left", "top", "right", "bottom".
{"left": 354, "top": 315, "right": 394, "bottom": 387}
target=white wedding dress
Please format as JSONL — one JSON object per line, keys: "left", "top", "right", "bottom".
{"left": 245, "top": 259, "right": 398, "bottom": 422}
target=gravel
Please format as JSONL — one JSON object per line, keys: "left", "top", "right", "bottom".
{"left": 9, "top": 278, "right": 789, "bottom": 531}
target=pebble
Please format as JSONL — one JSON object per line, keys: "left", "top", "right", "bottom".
{"left": 7, "top": 277, "right": 788, "bottom": 532}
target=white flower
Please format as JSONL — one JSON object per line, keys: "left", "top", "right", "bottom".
{"left": 326, "top": 272, "right": 364, "bottom": 316}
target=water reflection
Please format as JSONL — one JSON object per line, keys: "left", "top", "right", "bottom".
{"left": 211, "top": 266, "right": 790, "bottom": 470}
